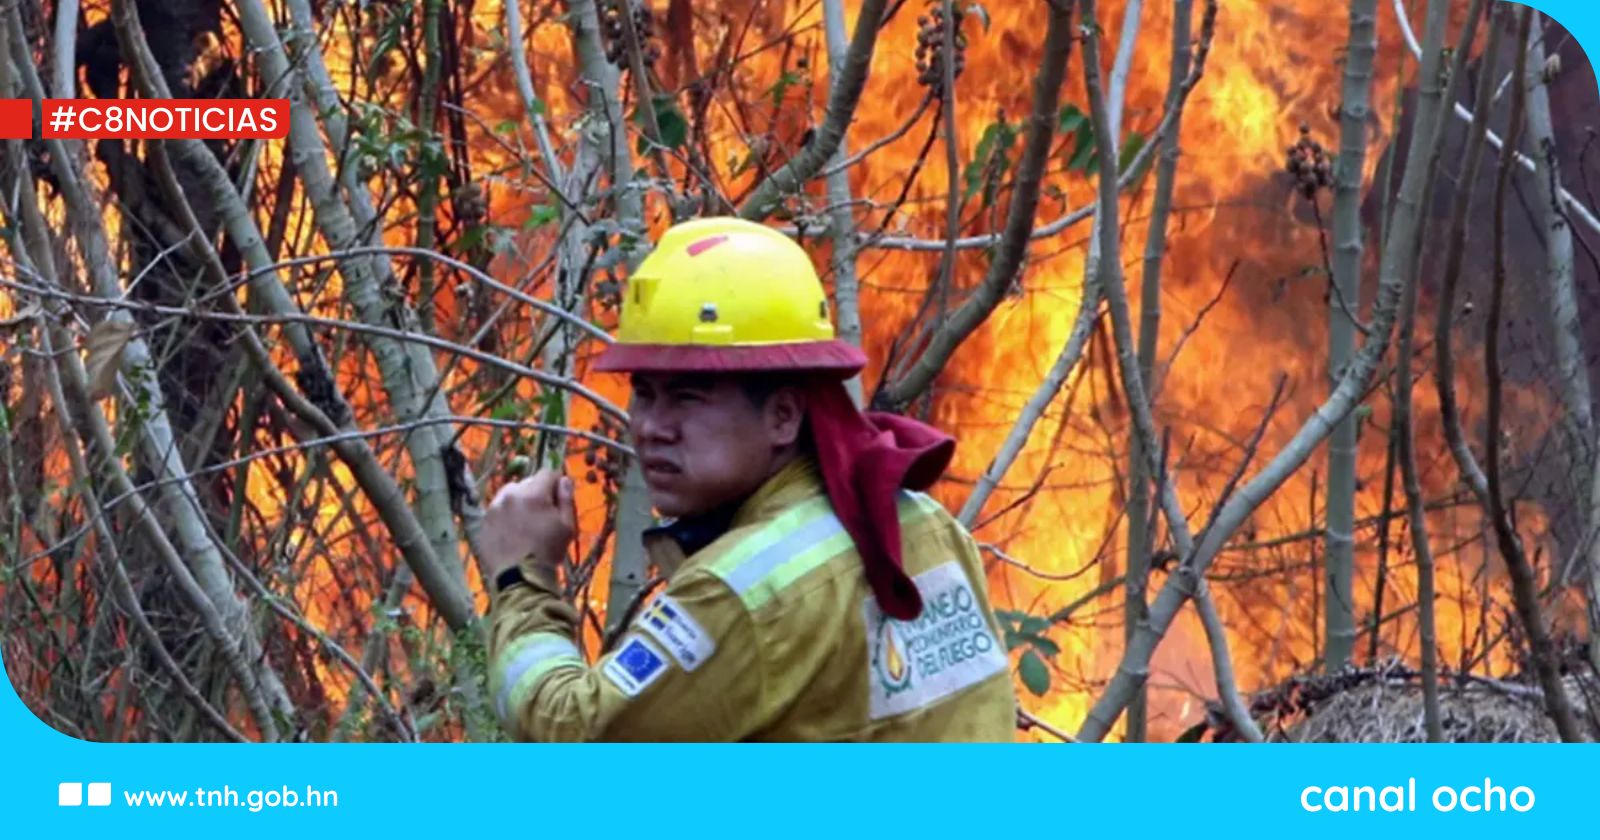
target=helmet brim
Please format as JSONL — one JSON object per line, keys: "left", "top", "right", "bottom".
{"left": 592, "top": 340, "right": 867, "bottom": 377}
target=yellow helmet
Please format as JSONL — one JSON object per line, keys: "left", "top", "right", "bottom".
{"left": 593, "top": 217, "right": 867, "bottom": 376}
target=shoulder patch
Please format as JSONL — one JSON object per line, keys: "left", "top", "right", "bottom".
{"left": 864, "top": 561, "right": 1008, "bottom": 720}
{"left": 638, "top": 594, "right": 717, "bottom": 671}
{"left": 603, "top": 635, "right": 670, "bottom": 697}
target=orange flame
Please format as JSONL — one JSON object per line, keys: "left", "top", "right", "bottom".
{"left": 2, "top": 0, "right": 1567, "bottom": 742}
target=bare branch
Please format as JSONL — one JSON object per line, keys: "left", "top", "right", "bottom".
{"left": 1434, "top": 1, "right": 1502, "bottom": 505}
{"left": 503, "top": 0, "right": 563, "bottom": 186}
{"left": 738, "top": 0, "right": 889, "bottom": 220}
{"left": 1, "top": 276, "right": 630, "bottom": 423}
{"left": 818, "top": 92, "right": 934, "bottom": 178}
{"left": 34, "top": 317, "right": 288, "bottom": 739}
{"left": 1017, "top": 707, "right": 1077, "bottom": 742}
{"left": 1391, "top": 0, "right": 1600, "bottom": 236}
{"left": 37, "top": 291, "right": 248, "bottom": 743}
{"left": 1320, "top": 0, "right": 1380, "bottom": 672}
{"left": 821, "top": 0, "right": 866, "bottom": 404}
{"left": 229, "top": 246, "right": 614, "bottom": 345}
{"left": 1121, "top": 0, "right": 1197, "bottom": 741}
{"left": 872, "top": 0, "right": 1075, "bottom": 410}
{"left": 859, "top": 3, "right": 1216, "bottom": 254}
{"left": 231, "top": 0, "right": 476, "bottom": 596}
{"left": 958, "top": 291, "right": 1100, "bottom": 527}
{"left": 1485, "top": 7, "right": 1583, "bottom": 741}
{"left": 11, "top": 1, "right": 299, "bottom": 731}
{"left": 981, "top": 543, "right": 1097, "bottom": 583}
{"left": 1192, "top": 579, "right": 1263, "bottom": 742}
{"left": 50, "top": 0, "right": 75, "bottom": 96}
{"left": 1077, "top": 0, "right": 1458, "bottom": 742}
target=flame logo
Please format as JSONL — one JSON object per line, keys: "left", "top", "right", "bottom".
{"left": 874, "top": 620, "right": 911, "bottom": 696}
{"left": 883, "top": 623, "right": 906, "bottom": 682}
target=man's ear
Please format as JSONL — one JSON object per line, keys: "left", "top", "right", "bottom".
{"left": 766, "top": 387, "right": 807, "bottom": 448}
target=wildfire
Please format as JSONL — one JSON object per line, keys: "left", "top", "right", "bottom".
{"left": 727, "top": 0, "right": 1537, "bottom": 737}
{"left": 2, "top": 0, "right": 1570, "bottom": 741}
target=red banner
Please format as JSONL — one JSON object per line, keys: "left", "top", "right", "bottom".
{"left": 39, "top": 99, "right": 289, "bottom": 139}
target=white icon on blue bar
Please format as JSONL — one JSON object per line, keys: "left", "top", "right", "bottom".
{"left": 57, "top": 782, "right": 111, "bottom": 807}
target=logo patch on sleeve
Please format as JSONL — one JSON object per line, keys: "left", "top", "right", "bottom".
{"left": 638, "top": 594, "right": 716, "bottom": 671}
{"left": 864, "top": 561, "right": 1008, "bottom": 720}
{"left": 603, "top": 636, "right": 669, "bottom": 697}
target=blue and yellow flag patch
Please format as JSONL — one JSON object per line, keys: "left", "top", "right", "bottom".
{"left": 638, "top": 594, "right": 716, "bottom": 671}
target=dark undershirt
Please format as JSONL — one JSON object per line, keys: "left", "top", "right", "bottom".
{"left": 643, "top": 502, "right": 742, "bottom": 559}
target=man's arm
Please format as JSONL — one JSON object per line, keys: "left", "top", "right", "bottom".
{"left": 488, "top": 564, "right": 765, "bottom": 741}
{"left": 478, "top": 468, "right": 765, "bottom": 741}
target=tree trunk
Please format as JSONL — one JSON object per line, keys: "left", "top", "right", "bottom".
{"left": 1123, "top": 0, "right": 1180, "bottom": 742}
{"left": 822, "top": 0, "right": 864, "bottom": 406}
{"left": 1320, "top": 0, "right": 1378, "bottom": 673}
{"left": 1520, "top": 13, "right": 1600, "bottom": 668}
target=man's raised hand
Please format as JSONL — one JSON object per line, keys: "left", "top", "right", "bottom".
{"left": 478, "top": 468, "right": 576, "bottom": 580}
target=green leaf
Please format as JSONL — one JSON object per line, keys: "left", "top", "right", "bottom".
{"left": 963, "top": 129, "right": 996, "bottom": 201}
{"left": 766, "top": 70, "right": 805, "bottom": 104}
{"left": 522, "top": 203, "right": 560, "bottom": 229}
{"left": 412, "top": 711, "right": 441, "bottom": 734}
{"left": 634, "top": 94, "right": 689, "bottom": 153}
{"left": 417, "top": 138, "right": 448, "bottom": 178}
{"left": 495, "top": 119, "right": 519, "bottom": 135}
{"left": 962, "top": 117, "right": 1017, "bottom": 206}
{"left": 366, "top": 10, "right": 407, "bottom": 81}
{"left": 1018, "top": 650, "right": 1051, "bottom": 697}
{"left": 1026, "top": 634, "right": 1061, "bottom": 659}
{"left": 1020, "top": 615, "right": 1050, "bottom": 636}
{"left": 1002, "top": 629, "right": 1025, "bottom": 651}
{"left": 1118, "top": 130, "right": 1149, "bottom": 178}
{"left": 538, "top": 387, "right": 566, "bottom": 424}
{"left": 1057, "top": 103, "right": 1087, "bottom": 135}
{"left": 529, "top": 98, "right": 547, "bottom": 117}
{"left": 655, "top": 99, "right": 689, "bottom": 150}
{"left": 1067, "top": 129, "right": 1098, "bottom": 173}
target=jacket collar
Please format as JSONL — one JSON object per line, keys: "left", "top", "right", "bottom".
{"left": 729, "top": 456, "right": 825, "bottom": 529}
{"left": 642, "top": 456, "right": 824, "bottom": 577}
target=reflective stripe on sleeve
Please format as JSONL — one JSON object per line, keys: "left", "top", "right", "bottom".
{"left": 491, "top": 632, "right": 583, "bottom": 723}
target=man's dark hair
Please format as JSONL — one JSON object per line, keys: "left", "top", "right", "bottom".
{"left": 735, "top": 372, "right": 807, "bottom": 408}
{"left": 735, "top": 373, "right": 814, "bottom": 452}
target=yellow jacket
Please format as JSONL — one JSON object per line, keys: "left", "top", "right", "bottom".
{"left": 487, "top": 458, "right": 1017, "bottom": 741}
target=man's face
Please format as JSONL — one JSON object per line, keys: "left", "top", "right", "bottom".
{"left": 627, "top": 372, "right": 801, "bottom": 518}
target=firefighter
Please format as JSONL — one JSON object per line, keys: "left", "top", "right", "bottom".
{"left": 479, "top": 217, "right": 1017, "bottom": 741}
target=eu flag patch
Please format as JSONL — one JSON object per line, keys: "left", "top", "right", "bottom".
{"left": 602, "top": 636, "right": 668, "bottom": 697}
{"left": 618, "top": 638, "right": 663, "bottom": 678}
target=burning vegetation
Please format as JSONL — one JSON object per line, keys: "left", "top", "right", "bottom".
{"left": 2, "top": 0, "right": 1599, "bottom": 742}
